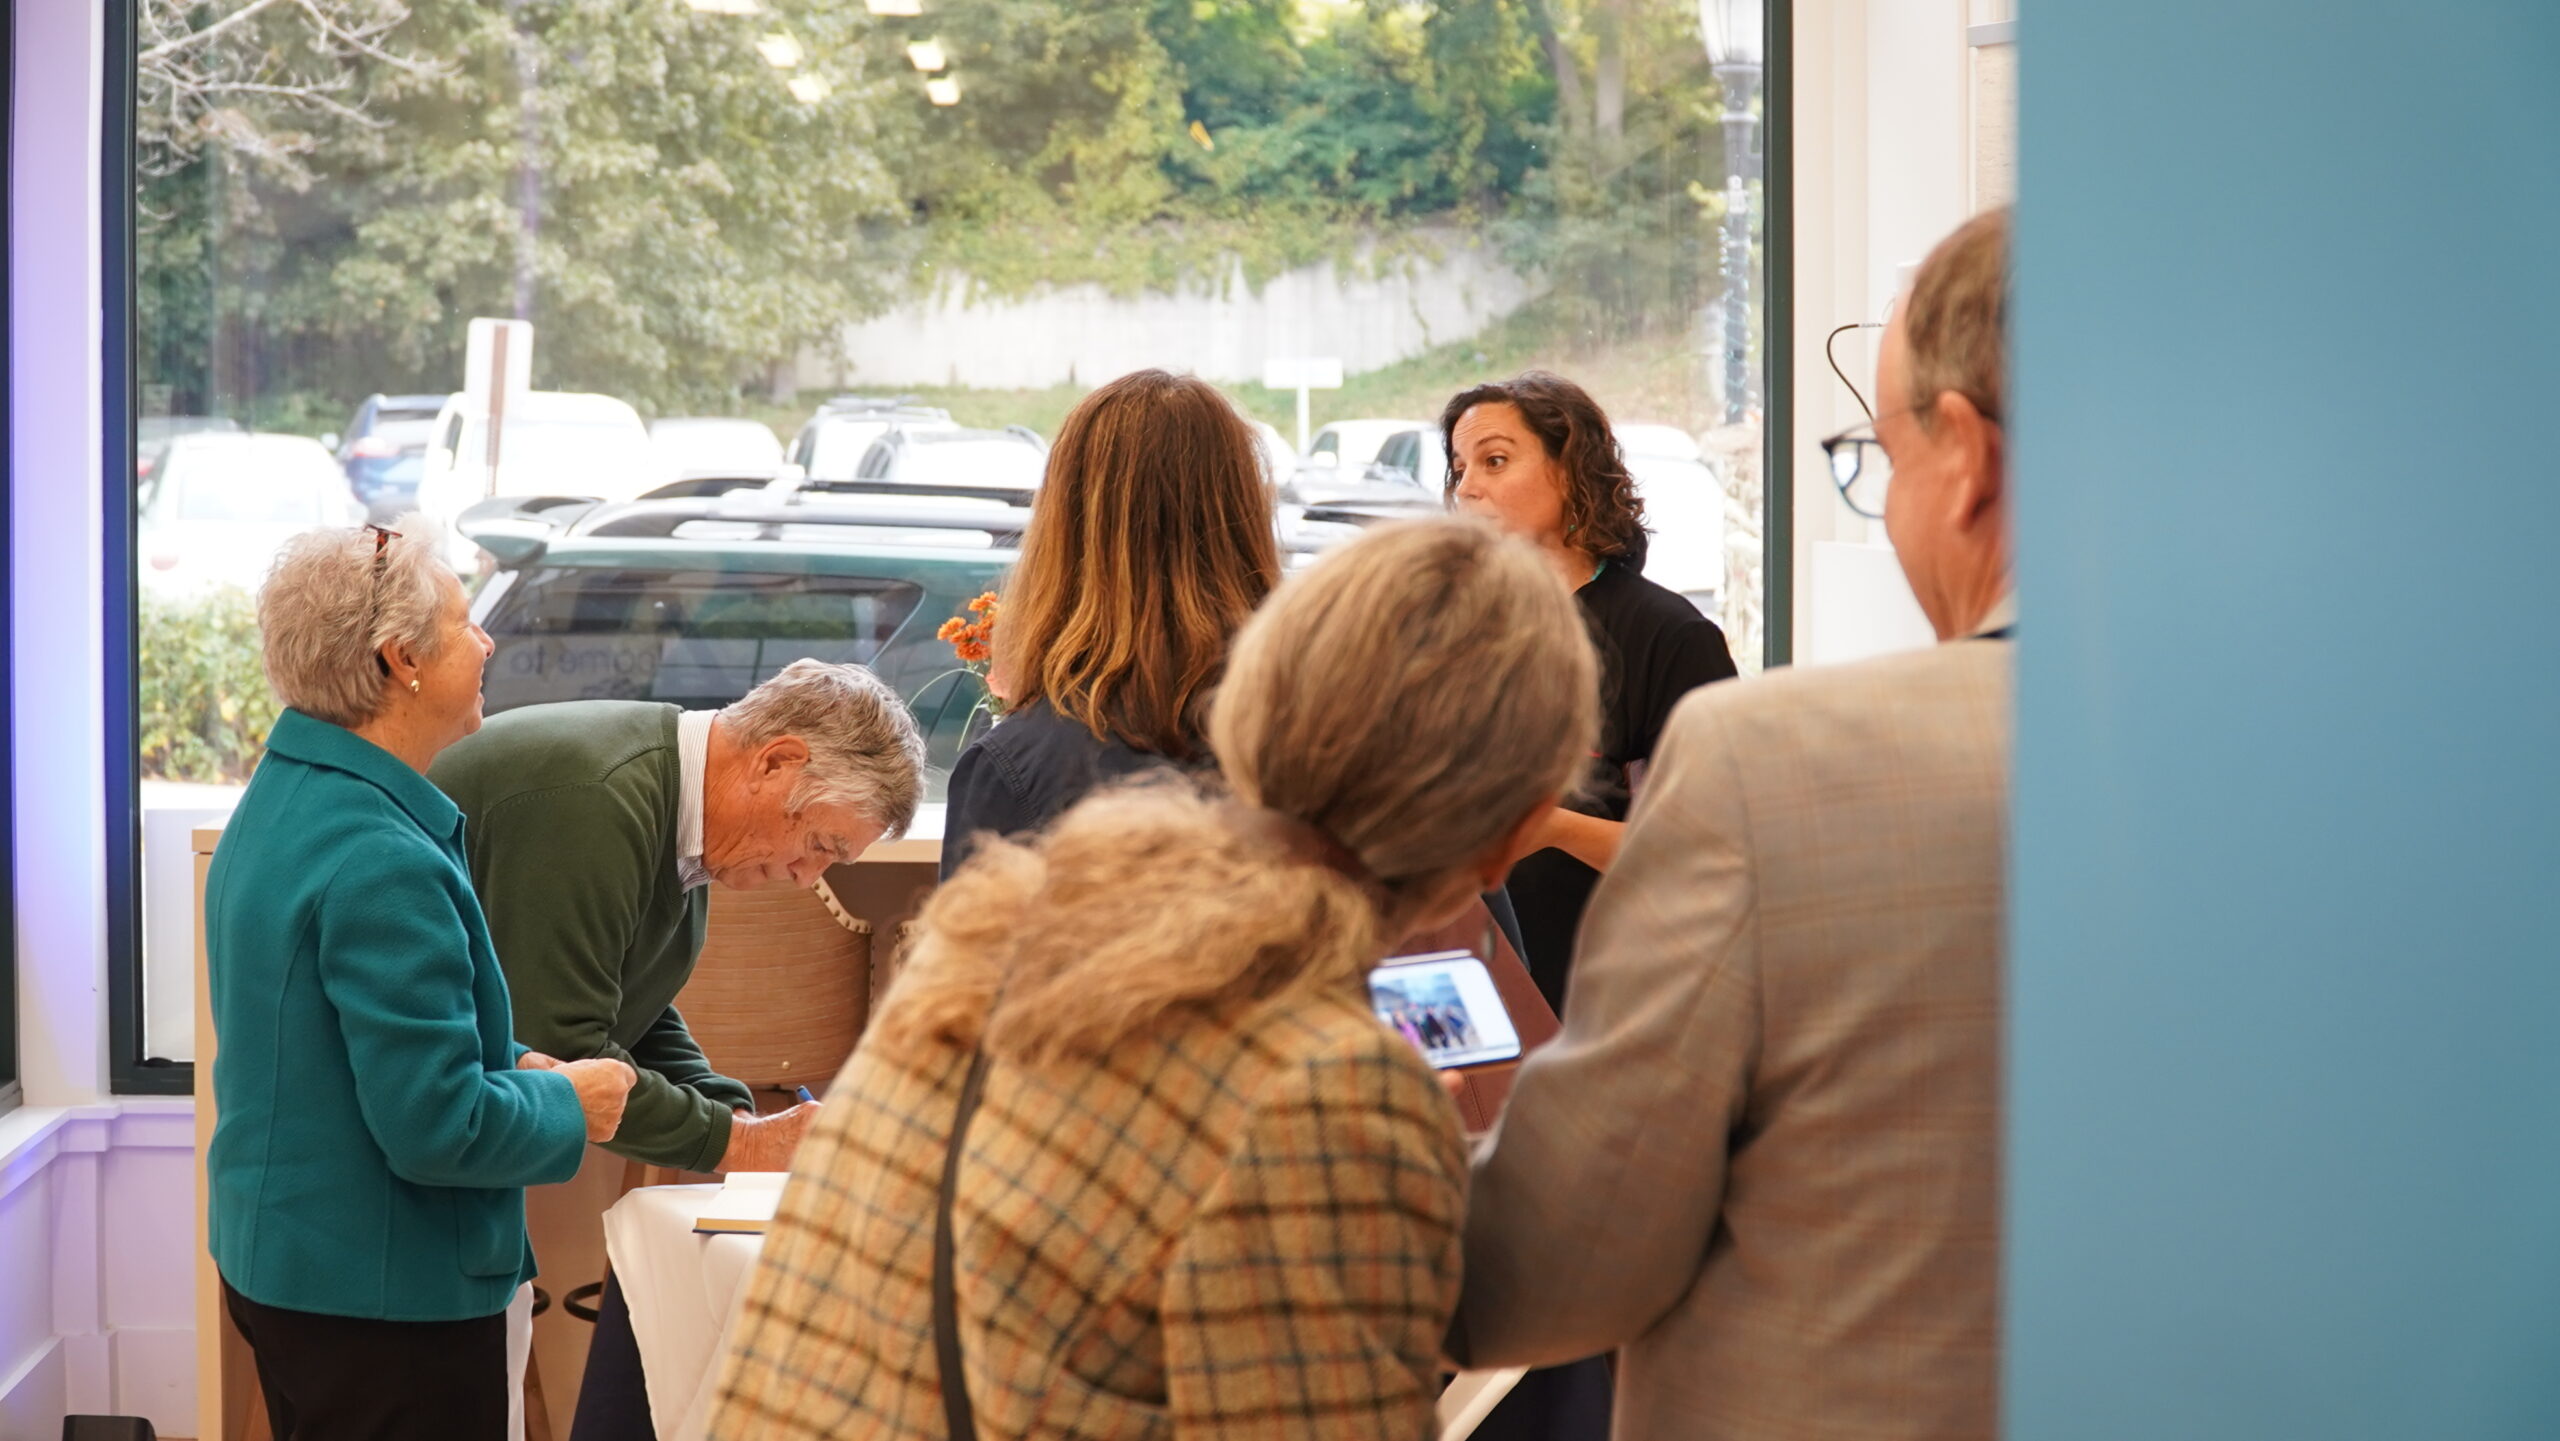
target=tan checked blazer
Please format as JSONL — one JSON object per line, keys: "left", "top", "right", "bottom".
{"left": 1454, "top": 630, "right": 2011, "bottom": 1440}
{"left": 707, "top": 985, "right": 1468, "bottom": 1441}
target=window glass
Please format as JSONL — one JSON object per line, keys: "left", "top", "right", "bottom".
{"left": 479, "top": 568, "right": 925, "bottom": 713}
{"left": 130, "top": 0, "right": 1771, "bottom": 1064}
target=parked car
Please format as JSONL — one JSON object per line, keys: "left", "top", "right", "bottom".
{"left": 417, "top": 391, "right": 673, "bottom": 565}
{"left": 788, "top": 396, "right": 959, "bottom": 482}
{"left": 1305, "top": 418, "right": 1427, "bottom": 472}
{"left": 649, "top": 416, "right": 787, "bottom": 483}
{"left": 139, "top": 433, "right": 364, "bottom": 596}
{"left": 1365, "top": 425, "right": 1448, "bottom": 492}
{"left": 137, "top": 415, "right": 244, "bottom": 487}
{"left": 1246, "top": 420, "right": 1298, "bottom": 486}
{"left": 832, "top": 425, "right": 1048, "bottom": 498}
{"left": 459, "top": 491, "right": 1015, "bottom": 797}
{"left": 1618, "top": 423, "right": 1726, "bottom": 614}
{"left": 335, "top": 393, "right": 447, "bottom": 522}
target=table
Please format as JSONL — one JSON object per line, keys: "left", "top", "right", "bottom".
{"left": 605, "top": 1181, "right": 1523, "bottom": 1441}
{"left": 602, "top": 1185, "right": 767, "bottom": 1441}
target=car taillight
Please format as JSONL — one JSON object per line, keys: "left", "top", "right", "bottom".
{"left": 149, "top": 552, "right": 181, "bottom": 572}
{"left": 350, "top": 436, "right": 400, "bottom": 458}
{"left": 137, "top": 456, "right": 157, "bottom": 477}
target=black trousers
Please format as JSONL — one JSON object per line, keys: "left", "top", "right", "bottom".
{"left": 223, "top": 1278, "right": 509, "bottom": 1441}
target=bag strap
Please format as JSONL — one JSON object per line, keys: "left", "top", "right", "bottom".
{"left": 934, "top": 1048, "right": 992, "bottom": 1441}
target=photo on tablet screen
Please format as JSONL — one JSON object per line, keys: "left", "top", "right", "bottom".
{"left": 1368, "top": 952, "right": 1522, "bottom": 1069}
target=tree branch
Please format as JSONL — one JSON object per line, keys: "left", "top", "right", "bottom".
{"left": 138, "top": 0, "right": 298, "bottom": 65}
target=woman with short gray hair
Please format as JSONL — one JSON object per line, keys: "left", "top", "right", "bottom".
{"left": 208, "top": 519, "right": 636, "bottom": 1440}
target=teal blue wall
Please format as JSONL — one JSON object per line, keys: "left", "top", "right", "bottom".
{"left": 2007, "top": 7, "right": 2560, "bottom": 1437}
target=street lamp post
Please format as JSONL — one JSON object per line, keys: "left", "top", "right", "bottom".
{"left": 1699, "top": 0, "right": 1762, "bottom": 424}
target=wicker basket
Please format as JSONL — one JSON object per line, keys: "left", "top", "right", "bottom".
{"left": 674, "top": 880, "right": 873, "bottom": 1092}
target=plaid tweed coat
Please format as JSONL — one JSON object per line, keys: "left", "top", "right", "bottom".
{"left": 707, "top": 983, "right": 1468, "bottom": 1441}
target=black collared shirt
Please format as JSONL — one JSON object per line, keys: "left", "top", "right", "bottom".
{"left": 1507, "top": 560, "right": 1739, "bottom": 1014}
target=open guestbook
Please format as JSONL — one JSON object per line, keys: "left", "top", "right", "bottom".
{"left": 691, "top": 1171, "right": 791, "bottom": 1236}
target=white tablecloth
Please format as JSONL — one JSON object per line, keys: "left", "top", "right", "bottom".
{"left": 601, "top": 1185, "right": 767, "bottom": 1441}
{"left": 603, "top": 1182, "right": 1520, "bottom": 1441}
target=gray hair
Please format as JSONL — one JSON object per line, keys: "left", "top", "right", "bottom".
{"left": 721, "top": 659, "right": 926, "bottom": 839}
{"left": 257, "top": 516, "right": 454, "bottom": 727}
{"left": 1904, "top": 205, "right": 2009, "bottom": 427}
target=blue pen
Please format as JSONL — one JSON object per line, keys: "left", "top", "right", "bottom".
{"left": 795, "top": 1085, "right": 817, "bottom": 1105}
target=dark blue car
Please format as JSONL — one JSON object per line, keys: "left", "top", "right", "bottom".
{"left": 335, "top": 392, "right": 447, "bottom": 522}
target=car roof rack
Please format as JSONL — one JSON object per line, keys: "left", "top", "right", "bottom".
{"left": 582, "top": 496, "right": 1031, "bottom": 548}
{"left": 798, "top": 476, "right": 1036, "bottom": 505}
{"left": 817, "top": 394, "right": 952, "bottom": 419}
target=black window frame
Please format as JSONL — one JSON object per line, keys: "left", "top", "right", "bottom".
{"left": 2, "top": 0, "right": 21, "bottom": 1116}
{"left": 98, "top": 0, "right": 1795, "bottom": 1094}
{"left": 106, "top": 0, "right": 180, "bottom": 1094}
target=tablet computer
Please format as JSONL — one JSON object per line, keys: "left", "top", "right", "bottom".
{"left": 1368, "top": 950, "right": 1523, "bottom": 1070}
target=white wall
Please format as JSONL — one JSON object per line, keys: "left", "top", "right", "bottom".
{"left": 0, "top": 1105, "right": 198, "bottom": 1439}
{"left": 805, "top": 236, "right": 1539, "bottom": 390}
{"left": 13, "top": 0, "right": 112, "bottom": 1110}
{"left": 1786, "top": 0, "right": 2011, "bottom": 664}
{"left": 7, "top": 4, "right": 201, "bottom": 1435}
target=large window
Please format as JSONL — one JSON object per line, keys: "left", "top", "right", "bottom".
{"left": 118, "top": 0, "right": 1782, "bottom": 1086}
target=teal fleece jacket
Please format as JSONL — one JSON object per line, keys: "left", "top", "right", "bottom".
{"left": 206, "top": 709, "right": 588, "bottom": 1322}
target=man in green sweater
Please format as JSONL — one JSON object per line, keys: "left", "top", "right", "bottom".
{"left": 429, "top": 658, "right": 925, "bottom": 1177}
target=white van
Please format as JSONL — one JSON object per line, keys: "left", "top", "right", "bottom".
{"left": 416, "top": 391, "right": 672, "bottom": 564}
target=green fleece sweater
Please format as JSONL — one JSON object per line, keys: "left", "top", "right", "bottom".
{"left": 430, "top": 701, "right": 752, "bottom": 1172}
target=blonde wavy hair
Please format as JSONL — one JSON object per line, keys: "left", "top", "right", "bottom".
{"left": 876, "top": 517, "right": 1599, "bottom": 1067}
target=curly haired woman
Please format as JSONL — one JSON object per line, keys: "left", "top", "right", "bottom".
{"left": 1441, "top": 372, "right": 1740, "bottom": 1017}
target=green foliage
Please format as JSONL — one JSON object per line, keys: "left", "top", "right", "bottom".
{"left": 138, "top": 0, "right": 1742, "bottom": 420}
{"left": 140, "top": 588, "right": 280, "bottom": 784}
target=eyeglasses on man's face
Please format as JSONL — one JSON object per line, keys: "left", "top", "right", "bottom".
{"left": 1818, "top": 419, "right": 1898, "bottom": 521}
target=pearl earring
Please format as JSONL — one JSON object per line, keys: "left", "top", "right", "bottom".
{"left": 410, "top": 679, "right": 422, "bottom": 693}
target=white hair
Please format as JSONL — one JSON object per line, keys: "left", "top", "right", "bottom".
{"left": 257, "top": 515, "right": 454, "bottom": 727}
{"left": 721, "top": 659, "right": 926, "bottom": 839}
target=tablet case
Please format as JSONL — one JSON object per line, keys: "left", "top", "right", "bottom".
{"left": 1393, "top": 899, "right": 1560, "bottom": 1135}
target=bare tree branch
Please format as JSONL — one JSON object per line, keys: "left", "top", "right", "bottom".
{"left": 138, "top": 0, "right": 298, "bottom": 65}
{"left": 137, "top": 0, "right": 443, "bottom": 176}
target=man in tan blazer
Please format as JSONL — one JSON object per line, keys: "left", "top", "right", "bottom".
{"left": 1452, "top": 207, "right": 2015, "bottom": 1440}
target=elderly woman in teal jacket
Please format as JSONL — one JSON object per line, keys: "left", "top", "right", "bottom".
{"left": 208, "top": 521, "right": 637, "bottom": 1441}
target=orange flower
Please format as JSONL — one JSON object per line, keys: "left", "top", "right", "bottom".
{"left": 967, "top": 591, "right": 1000, "bottom": 616}
{"left": 937, "top": 617, "right": 967, "bottom": 643}
{"left": 955, "top": 640, "right": 991, "bottom": 664}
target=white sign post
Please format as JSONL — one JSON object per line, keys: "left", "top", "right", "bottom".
{"left": 1262, "top": 356, "right": 1344, "bottom": 455}
{"left": 464, "top": 318, "right": 535, "bottom": 499}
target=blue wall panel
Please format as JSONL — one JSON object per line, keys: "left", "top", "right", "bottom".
{"left": 2008, "top": 6, "right": 2560, "bottom": 1437}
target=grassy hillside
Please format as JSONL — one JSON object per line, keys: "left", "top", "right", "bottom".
{"left": 743, "top": 295, "right": 1720, "bottom": 448}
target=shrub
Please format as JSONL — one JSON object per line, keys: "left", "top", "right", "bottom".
{"left": 140, "top": 586, "right": 278, "bottom": 783}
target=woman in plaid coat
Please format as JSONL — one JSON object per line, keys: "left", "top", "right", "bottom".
{"left": 708, "top": 517, "right": 1599, "bottom": 1441}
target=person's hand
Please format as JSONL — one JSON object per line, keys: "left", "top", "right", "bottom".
{"left": 720, "top": 1101, "right": 821, "bottom": 1173}
{"left": 518, "top": 1050, "right": 559, "bottom": 1071}
{"left": 557, "top": 1057, "right": 638, "bottom": 1142}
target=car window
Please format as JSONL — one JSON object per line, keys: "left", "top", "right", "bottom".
{"left": 1376, "top": 432, "right": 1414, "bottom": 470}
{"left": 438, "top": 411, "right": 465, "bottom": 457}
{"left": 177, "top": 471, "right": 331, "bottom": 524}
{"left": 900, "top": 440, "right": 1043, "bottom": 490}
{"left": 808, "top": 418, "right": 887, "bottom": 479}
{"left": 1312, "top": 430, "right": 1339, "bottom": 457}
{"left": 478, "top": 567, "right": 926, "bottom": 713}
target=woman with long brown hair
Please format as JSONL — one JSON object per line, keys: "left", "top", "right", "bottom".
{"left": 710, "top": 517, "right": 1597, "bottom": 1441}
{"left": 939, "top": 367, "right": 1281, "bottom": 878}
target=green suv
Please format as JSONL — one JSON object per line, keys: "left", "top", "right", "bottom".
{"left": 461, "top": 492, "right": 1016, "bottom": 797}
